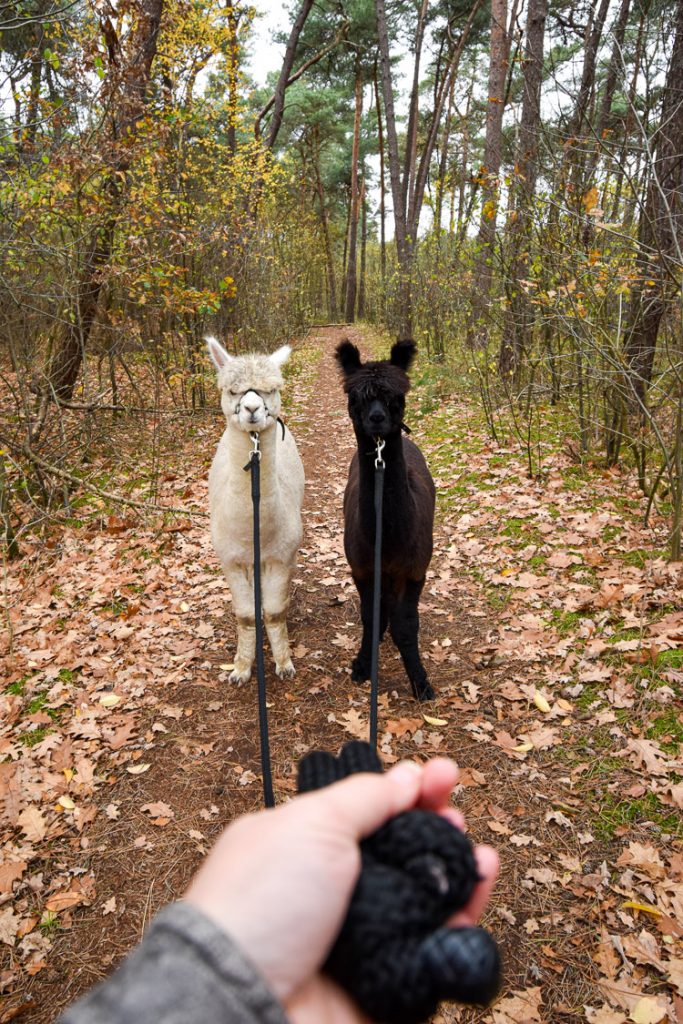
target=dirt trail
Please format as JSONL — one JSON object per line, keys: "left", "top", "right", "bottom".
{"left": 8, "top": 327, "right": 678, "bottom": 1024}
{"left": 15, "top": 325, "right": 509, "bottom": 1021}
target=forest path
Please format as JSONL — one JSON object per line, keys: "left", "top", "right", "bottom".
{"left": 5, "top": 327, "right": 682, "bottom": 1024}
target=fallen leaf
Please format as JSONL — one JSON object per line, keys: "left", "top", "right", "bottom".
{"left": 622, "top": 901, "right": 662, "bottom": 917}
{"left": 423, "top": 714, "right": 448, "bottom": 726}
{"left": 338, "top": 709, "right": 368, "bottom": 740}
{"left": 629, "top": 997, "right": 666, "bottom": 1023}
{"left": 99, "top": 693, "right": 121, "bottom": 708}
{"left": 141, "top": 801, "right": 174, "bottom": 819}
{"left": 17, "top": 806, "right": 47, "bottom": 842}
{"left": 0, "top": 862, "right": 27, "bottom": 895}
{"left": 126, "top": 764, "right": 151, "bottom": 775}
{"left": 491, "top": 985, "right": 543, "bottom": 1023}
{"left": 45, "top": 890, "right": 84, "bottom": 913}
{"left": 585, "top": 1006, "right": 627, "bottom": 1024}
{"left": 533, "top": 690, "right": 552, "bottom": 713}
{"left": 386, "top": 717, "right": 422, "bottom": 738}
{"left": 0, "top": 909, "right": 20, "bottom": 946}
{"left": 616, "top": 843, "right": 665, "bottom": 879}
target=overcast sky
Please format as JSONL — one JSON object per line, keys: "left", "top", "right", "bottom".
{"left": 246, "top": 1, "right": 292, "bottom": 87}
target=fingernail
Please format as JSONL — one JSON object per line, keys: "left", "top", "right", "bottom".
{"left": 388, "top": 760, "right": 422, "bottom": 785}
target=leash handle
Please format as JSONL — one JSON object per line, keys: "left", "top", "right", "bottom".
{"left": 247, "top": 432, "right": 275, "bottom": 808}
{"left": 370, "top": 439, "right": 385, "bottom": 749}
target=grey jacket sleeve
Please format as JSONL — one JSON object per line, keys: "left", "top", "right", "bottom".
{"left": 59, "top": 901, "right": 290, "bottom": 1024}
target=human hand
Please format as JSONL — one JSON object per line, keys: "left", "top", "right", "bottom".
{"left": 185, "top": 758, "right": 498, "bottom": 1023}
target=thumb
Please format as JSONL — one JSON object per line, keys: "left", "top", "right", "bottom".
{"left": 304, "top": 761, "right": 424, "bottom": 839}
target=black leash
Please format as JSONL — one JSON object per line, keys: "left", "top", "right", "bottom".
{"left": 369, "top": 438, "right": 385, "bottom": 749}
{"left": 244, "top": 431, "right": 274, "bottom": 808}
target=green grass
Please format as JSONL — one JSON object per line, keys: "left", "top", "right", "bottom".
{"left": 579, "top": 754, "right": 625, "bottom": 778}
{"left": 40, "top": 911, "right": 62, "bottom": 934}
{"left": 501, "top": 518, "right": 527, "bottom": 538}
{"left": 551, "top": 610, "right": 585, "bottom": 636}
{"left": 561, "top": 466, "right": 592, "bottom": 491}
{"left": 622, "top": 548, "right": 668, "bottom": 568}
{"left": 18, "top": 727, "right": 51, "bottom": 747}
{"left": 656, "top": 648, "right": 683, "bottom": 669}
{"left": 592, "top": 791, "right": 683, "bottom": 841}
{"left": 646, "top": 708, "right": 683, "bottom": 754}
{"left": 485, "top": 587, "right": 513, "bottom": 611}
{"left": 24, "top": 691, "right": 63, "bottom": 722}
{"left": 607, "top": 627, "right": 643, "bottom": 643}
{"left": 574, "top": 685, "right": 601, "bottom": 711}
{"left": 27, "top": 693, "right": 48, "bottom": 714}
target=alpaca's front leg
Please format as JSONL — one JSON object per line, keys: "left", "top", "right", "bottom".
{"left": 225, "top": 566, "right": 255, "bottom": 683}
{"left": 262, "top": 561, "right": 295, "bottom": 679}
{"left": 389, "top": 578, "right": 435, "bottom": 702}
{"left": 351, "top": 576, "right": 389, "bottom": 682}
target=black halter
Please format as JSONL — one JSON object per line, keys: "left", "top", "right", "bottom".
{"left": 234, "top": 389, "right": 286, "bottom": 438}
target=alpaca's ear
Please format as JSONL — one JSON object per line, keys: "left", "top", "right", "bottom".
{"left": 206, "top": 336, "right": 232, "bottom": 371}
{"left": 336, "top": 340, "right": 362, "bottom": 375}
{"left": 390, "top": 339, "right": 416, "bottom": 372}
{"left": 270, "top": 344, "right": 292, "bottom": 369}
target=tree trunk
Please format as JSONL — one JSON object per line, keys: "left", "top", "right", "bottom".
{"left": 311, "top": 133, "right": 338, "bottom": 320}
{"left": 624, "top": 0, "right": 683, "bottom": 407}
{"left": 474, "top": 0, "right": 510, "bottom": 290}
{"left": 565, "top": 0, "right": 612, "bottom": 208}
{"left": 434, "top": 72, "right": 456, "bottom": 233}
{"left": 402, "top": 0, "right": 430, "bottom": 219}
{"left": 498, "top": 0, "right": 547, "bottom": 377}
{"left": 470, "top": 0, "right": 520, "bottom": 346}
{"left": 344, "top": 68, "right": 363, "bottom": 324}
{"left": 374, "top": 66, "right": 387, "bottom": 286}
{"left": 375, "top": 0, "right": 483, "bottom": 335}
{"left": 376, "top": 0, "right": 411, "bottom": 332}
{"left": 358, "top": 178, "right": 367, "bottom": 319}
{"left": 263, "top": 0, "right": 315, "bottom": 150}
{"left": 23, "top": 30, "right": 44, "bottom": 153}
{"left": 46, "top": 0, "right": 164, "bottom": 402}
{"left": 584, "top": 0, "right": 631, "bottom": 186}
{"left": 341, "top": 195, "right": 352, "bottom": 313}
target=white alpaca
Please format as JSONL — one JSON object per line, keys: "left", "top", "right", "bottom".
{"left": 207, "top": 336, "right": 305, "bottom": 682}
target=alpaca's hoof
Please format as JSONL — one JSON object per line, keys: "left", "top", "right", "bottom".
{"left": 276, "top": 660, "right": 295, "bottom": 679}
{"left": 229, "top": 664, "right": 252, "bottom": 684}
{"left": 351, "top": 656, "right": 370, "bottom": 683}
{"left": 414, "top": 681, "right": 436, "bottom": 702}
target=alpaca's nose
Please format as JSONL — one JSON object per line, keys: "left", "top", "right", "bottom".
{"left": 369, "top": 410, "right": 385, "bottom": 425}
{"left": 242, "top": 394, "right": 261, "bottom": 415}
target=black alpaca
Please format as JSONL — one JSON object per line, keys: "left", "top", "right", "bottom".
{"left": 336, "top": 338, "right": 436, "bottom": 702}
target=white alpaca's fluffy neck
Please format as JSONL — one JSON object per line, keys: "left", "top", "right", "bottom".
{"left": 224, "top": 421, "right": 280, "bottom": 497}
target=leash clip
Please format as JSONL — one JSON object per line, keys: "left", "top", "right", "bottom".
{"left": 244, "top": 431, "right": 261, "bottom": 471}
{"left": 374, "top": 437, "right": 386, "bottom": 469}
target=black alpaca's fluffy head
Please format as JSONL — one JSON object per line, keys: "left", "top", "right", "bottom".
{"left": 336, "top": 339, "right": 416, "bottom": 439}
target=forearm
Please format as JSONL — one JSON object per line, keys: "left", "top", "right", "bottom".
{"left": 59, "top": 902, "right": 290, "bottom": 1024}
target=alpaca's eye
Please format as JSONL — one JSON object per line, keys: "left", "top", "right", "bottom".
{"left": 230, "top": 390, "right": 240, "bottom": 396}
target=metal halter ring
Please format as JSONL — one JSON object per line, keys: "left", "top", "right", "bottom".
{"left": 250, "top": 431, "right": 261, "bottom": 459}
{"left": 374, "top": 437, "right": 386, "bottom": 469}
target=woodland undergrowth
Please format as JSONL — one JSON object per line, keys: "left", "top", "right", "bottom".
{"left": 0, "top": 330, "right": 682, "bottom": 1024}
